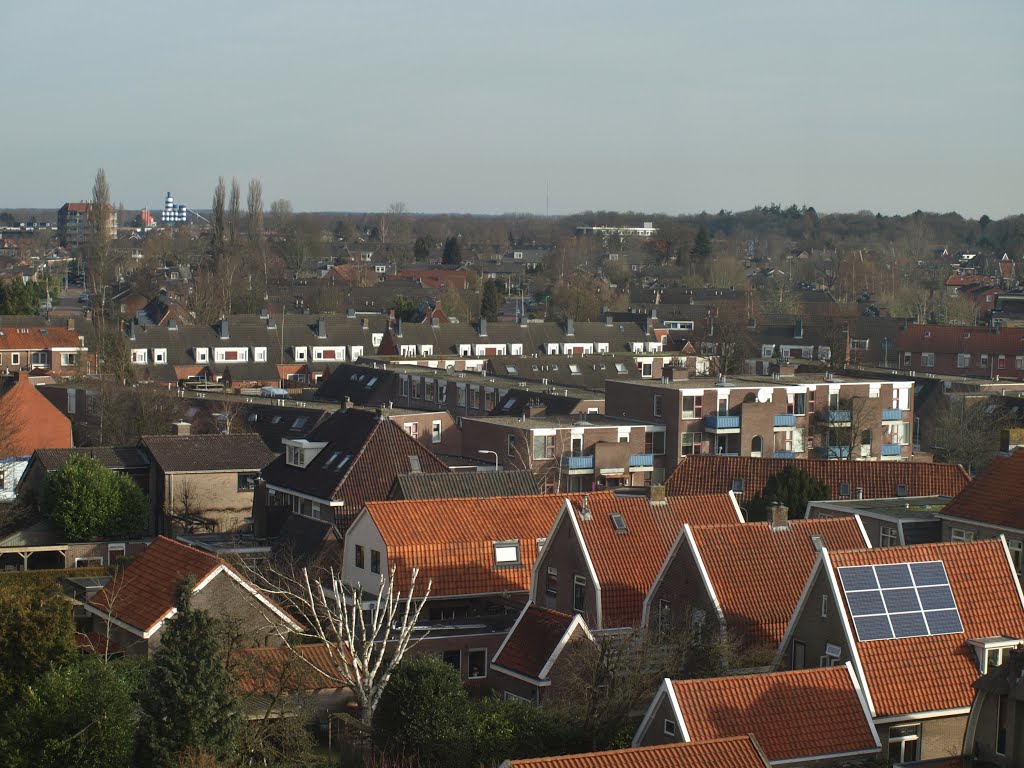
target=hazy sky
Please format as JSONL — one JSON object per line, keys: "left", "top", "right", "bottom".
{"left": 4, "top": 1, "right": 1021, "bottom": 218}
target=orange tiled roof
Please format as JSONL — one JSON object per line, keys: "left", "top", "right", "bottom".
{"left": 689, "top": 517, "right": 868, "bottom": 647}
{"left": 233, "top": 643, "right": 348, "bottom": 695}
{"left": 492, "top": 604, "right": 577, "bottom": 680}
{"left": 89, "top": 536, "right": 223, "bottom": 633}
{"left": 0, "top": 327, "right": 82, "bottom": 350}
{"left": 666, "top": 456, "right": 970, "bottom": 501}
{"left": 829, "top": 539, "right": 1024, "bottom": 717}
{"left": 505, "top": 736, "right": 769, "bottom": 768}
{"left": 669, "top": 666, "right": 878, "bottom": 762}
{"left": 939, "top": 449, "right": 1024, "bottom": 531}
{"left": 576, "top": 493, "right": 740, "bottom": 628}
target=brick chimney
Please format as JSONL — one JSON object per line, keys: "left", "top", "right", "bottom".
{"left": 525, "top": 399, "right": 547, "bottom": 417}
{"left": 769, "top": 502, "right": 790, "bottom": 531}
{"left": 649, "top": 484, "right": 667, "bottom": 505}
{"left": 172, "top": 420, "right": 191, "bottom": 436}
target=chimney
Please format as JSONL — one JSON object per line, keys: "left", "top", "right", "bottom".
{"left": 769, "top": 502, "right": 790, "bottom": 531}
{"left": 479, "top": 318, "right": 488, "bottom": 337}
{"left": 650, "top": 308, "right": 658, "bottom": 320}
{"left": 317, "top": 318, "right": 327, "bottom": 338}
{"left": 794, "top": 319, "right": 804, "bottom": 339}
{"left": 566, "top": 318, "right": 575, "bottom": 337}
{"left": 128, "top": 322, "right": 136, "bottom": 341}
{"left": 856, "top": 487, "right": 864, "bottom": 500}
{"left": 431, "top": 317, "right": 440, "bottom": 328}
{"left": 525, "top": 399, "right": 547, "bottom": 418}
{"left": 519, "top": 312, "right": 528, "bottom": 328}
{"left": 341, "top": 396, "right": 353, "bottom": 412}
{"left": 168, "top": 318, "right": 177, "bottom": 331}
{"left": 219, "top": 318, "right": 230, "bottom": 340}
{"left": 643, "top": 316, "right": 652, "bottom": 336}
{"left": 172, "top": 420, "right": 191, "bottom": 436}
{"left": 347, "top": 307, "right": 356, "bottom": 318}
{"left": 649, "top": 484, "right": 667, "bottom": 505}
{"left": 578, "top": 494, "right": 592, "bottom": 521}
{"left": 811, "top": 534, "right": 825, "bottom": 552}
{"left": 668, "top": 365, "right": 689, "bottom": 381}
{"left": 361, "top": 317, "right": 368, "bottom": 331}
{"left": 605, "top": 314, "right": 613, "bottom": 326}
{"left": 395, "top": 318, "right": 403, "bottom": 337}
{"left": 66, "top": 318, "right": 75, "bottom": 331}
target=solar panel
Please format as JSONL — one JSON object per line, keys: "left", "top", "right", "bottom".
{"left": 837, "top": 560, "right": 963, "bottom": 643}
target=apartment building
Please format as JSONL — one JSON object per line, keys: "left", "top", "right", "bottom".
{"left": 57, "top": 202, "right": 115, "bottom": 248}
{"left": 606, "top": 373, "right": 915, "bottom": 471}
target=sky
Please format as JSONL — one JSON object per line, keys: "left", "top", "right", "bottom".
{"left": 4, "top": 1, "right": 1021, "bottom": 218}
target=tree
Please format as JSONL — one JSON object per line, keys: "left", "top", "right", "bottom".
{"left": 0, "top": 657, "right": 139, "bottom": 768}
{"left": 85, "top": 169, "right": 113, "bottom": 305}
{"left": 747, "top": 465, "right": 830, "bottom": 522}
{"left": 247, "top": 179, "right": 266, "bottom": 297}
{"left": 442, "top": 236, "right": 462, "bottom": 265}
{"left": 689, "top": 225, "right": 712, "bottom": 262}
{"left": 413, "top": 236, "right": 432, "bottom": 261}
{"left": 42, "top": 454, "right": 148, "bottom": 540}
{"left": 251, "top": 564, "right": 430, "bottom": 728}
{"left": 136, "top": 586, "right": 239, "bottom": 768}
{"left": 480, "top": 279, "right": 501, "bottom": 322}
{"left": 0, "top": 580, "right": 75, "bottom": 700}
{"left": 703, "top": 310, "right": 750, "bottom": 377}
{"left": 931, "top": 396, "right": 1017, "bottom": 475}
{"left": 372, "top": 654, "right": 471, "bottom": 767}
{"left": 209, "top": 177, "right": 226, "bottom": 274}
{"left": 389, "top": 294, "right": 418, "bottom": 323}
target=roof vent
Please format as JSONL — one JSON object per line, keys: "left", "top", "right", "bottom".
{"left": 578, "top": 494, "right": 592, "bottom": 521}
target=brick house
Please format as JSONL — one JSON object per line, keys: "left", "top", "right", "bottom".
{"left": 488, "top": 603, "right": 593, "bottom": 704}
{"left": 0, "top": 372, "right": 74, "bottom": 501}
{"left": 634, "top": 665, "right": 880, "bottom": 766}
{"left": 140, "top": 433, "right": 277, "bottom": 535}
{"left": 606, "top": 374, "right": 916, "bottom": 468}
{"left": 964, "top": 646, "right": 1024, "bottom": 765}
{"left": 84, "top": 536, "right": 301, "bottom": 656}
{"left": 530, "top": 490, "right": 742, "bottom": 630}
{"left": 643, "top": 512, "right": 870, "bottom": 659}
{"left": 894, "top": 325, "right": 1024, "bottom": 380}
{"left": 0, "top": 325, "right": 86, "bottom": 375}
{"left": 775, "top": 539, "right": 1024, "bottom": 762}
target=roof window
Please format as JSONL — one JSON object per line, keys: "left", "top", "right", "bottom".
{"left": 610, "top": 513, "right": 627, "bottom": 533}
{"left": 494, "top": 540, "right": 521, "bottom": 566}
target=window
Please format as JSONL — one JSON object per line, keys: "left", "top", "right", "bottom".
{"left": 10, "top": 353, "right": 19, "bottom": 365}
{"left": 657, "top": 599, "right": 671, "bottom": 632}
{"left": 681, "top": 432, "right": 702, "bottom": 456}
{"left": 400, "top": 377, "right": 410, "bottom": 397}
{"left": 820, "top": 594, "right": 829, "bottom": 618}
{"left": 573, "top": 575, "right": 586, "bottom": 613}
{"left": 370, "top": 549, "right": 381, "bottom": 574}
{"left": 507, "top": 434, "right": 516, "bottom": 456}
{"left": 431, "top": 420, "right": 442, "bottom": 444}
{"left": 792, "top": 640, "right": 806, "bottom": 669}
{"left": 237, "top": 473, "right": 258, "bottom": 491}
{"left": 663, "top": 719, "right": 677, "bottom": 737}
{"left": 981, "top": 354, "right": 990, "bottom": 369}
{"left": 404, "top": 422, "right": 419, "bottom": 438}
{"left": 887, "top": 724, "right": 920, "bottom": 763}
{"left": 1017, "top": 356, "right": 1024, "bottom": 371}
{"left": 1008, "top": 540, "right": 1023, "bottom": 575}
{"left": 957, "top": 353, "right": 970, "bottom": 368}
{"left": 254, "top": 346, "right": 267, "bottom": 362}
{"left": 787, "top": 392, "right": 806, "bottom": 415}
{"left": 437, "top": 381, "right": 447, "bottom": 402}
{"left": 730, "top": 478, "right": 744, "bottom": 494}
{"left": 494, "top": 540, "right": 521, "bottom": 565}
{"left": 532, "top": 434, "right": 556, "bottom": 460}
{"left": 469, "top": 387, "right": 480, "bottom": 409}
{"left": 425, "top": 380, "right": 435, "bottom": 401}
{"left": 468, "top": 649, "right": 488, "bottom": 679}
{"left": 108, "top": 543, "right": 126, "bottom": 563}
{"left": 653, "top": 395, "right": 662, "bottom": 417}
{"left": 751, "top": 435, "right": 763, "bottom": 456}
{"left": 131, "top": 349, "right": 147, "bottom": 364}
{"left": 570, "top": 435, "right": 583, "bottom": 456}
{"left": 645, "top": 431, "right": 665, "bottom": 455}
{"left": 998, "top": 355, "right": 1007, "bottom": 370}
{"left": 295, "top": 346, "right": 308, "bottom": 361}
{"left": 839, "top": 482, "right": 850, "bottom": 499}
{"left": 60, "top": 353, "right": 77, "bottom": 367}
{"left": 75, "top": 557, "right": 103, "bottom": 568}
{"left": 410, "top": 378, "right": 422, "bottom": 399}
{"left": 544, "top": 567, "right": 558, "bottom": 605}
{"left": 355, "top": 545, "right": 365, "bottom": 569}
{"left": 921, "top": 352, "right": 935, "bottom": 368}
{"left": 880, "top": 526, "right": 899, "bottom": 547}
{"left": 951, "top": 528, "right": 976, "bottom": 542}
{"left": 641, "top": 362, "right": 653, "bottom": 378}
{"left": 682, "top": 395, "right": 702, "bottom": 419}
{"left": 0, "top": 469, "right": 5, "bottom": 488}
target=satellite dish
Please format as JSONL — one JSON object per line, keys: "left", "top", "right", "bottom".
{"left": 757, "top": 388, "right": 772, "bottom": 403}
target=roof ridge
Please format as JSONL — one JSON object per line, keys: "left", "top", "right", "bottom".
{"left": 831, "top": 537, "right": 998, "bottom": 557}
{"left": 673, "top": 665, "right": 845, "bottom": 686}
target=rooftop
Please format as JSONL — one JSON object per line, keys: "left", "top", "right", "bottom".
{"left": 502, "top": 737, "right": 769, "bottom": 768}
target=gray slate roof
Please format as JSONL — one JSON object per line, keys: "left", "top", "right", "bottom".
{"left": 388, "top": 470, "right": 541, "bottom": 500}
{"left": 141, "top": 434, "right": 277, "bottom": 473}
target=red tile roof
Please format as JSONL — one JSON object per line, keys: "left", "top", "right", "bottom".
{"left": 89, "top": 536, "right": 223, "bottom": 633}
{"left": 896, "top": 324, "right": 1024, "bottom": 355}
{"left": 687, "top": 517, "right": 868, "bottom": 647}
{"left": 829, "top": 539, "right": 1024, "bottom": 717}
{"left": 504, "top": 736, "right": 769, "bottom": 768}
{"left": 0, "top": 373, "right": 73, "bottom": 456}
{"left": 0, "top": 327, "right": 82, "bottom": 351}
{"left": 666, "top": 456, "right": 970, "bottom": 501}
{"left": 233, "top": 643, "right": 348, "bottom": 695}
{"left": 668, "top": 666, "right": 878, "bottom": 762}
{"left": 492, "top": 604, "right": 578, "bottom": 680}
{"left": 939, "top": 449, "right": 1024, "bottom": 531}
{"left": 574, "top": 493, "right": 740, "bottom": 628}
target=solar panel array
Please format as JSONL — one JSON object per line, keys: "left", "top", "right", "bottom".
{"left": 837, "top": 560, "right": 963, "bottom": 642}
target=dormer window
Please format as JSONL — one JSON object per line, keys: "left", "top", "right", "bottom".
{"left": 283, "top": 439, "right": 328, "bottom": 468}
{"left": 969, "top": 637, "right": 1021, "bottom": 674}
{"left": 493, "top": 540, "right": 521, "bottom": 566}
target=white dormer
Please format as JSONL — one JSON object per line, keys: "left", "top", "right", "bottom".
{"left": 254, "top": 346, "right": 268, "bottom": 362}
{"left": 283, "top": 438, "right": 329, "bottom": 468}
{"left": 968, "top": 636, "right": 1021, "bottom": 674}
{"left": 294, "top": 346, "right": 308, "bottom": 362}
{"left": 194, "top": 347, "right": 209, "bottom": 363}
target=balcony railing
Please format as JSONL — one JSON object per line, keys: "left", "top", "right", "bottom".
{"left": 825, "top": 410, "right": 852, "bottom": 424}
{"left": 629, "top": 453, "right": 655, "bottom": 468}
{"left": 881, "top": 443, "right": 903, "bottom": 457}
{"left": 774, "top": 450, "right": 797, "bottom": 459}
{"left": 704, "top": 414, "right": 741, "bottom": 431}
{"left": 561, "top": 455, "right": 595, "bottom": 470}
{"left": 882, "top": 409, "right": 903, "bottom": 421}
{"left": 773, "top": 414, "right": 797, "bottom": 428}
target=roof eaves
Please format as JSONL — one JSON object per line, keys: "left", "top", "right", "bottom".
{"left": 537, "top": 613, "right": 592, "bottom": 680}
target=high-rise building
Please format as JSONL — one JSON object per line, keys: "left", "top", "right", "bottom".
{"left": 57, "top": 202, "right": 116, "bottom": 248}
{"left": 161, "top": 192, "right": 188, "bottom": 223}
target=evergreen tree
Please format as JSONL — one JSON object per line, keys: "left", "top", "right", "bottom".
{"left": 0, "top": 581, "right": 75, "bottom": 700}
{"left": 43, "top": 454, "right": 148, "bottom": 540}
{"left": 413, "top": 236, "right": 432, "bottom": 261}
{"left": 136, "top": 586, "right": 238, "bottom": 768}
{"left": 690, "top": 225, "right": 712, "bottom": 261}
{"left": 442, "top": 236, "right": 462, "bottom": 265}
{"left": 480, "top": 279, "right": 501, "bottom": 322}
{"left": 747, "top": 465, "right": 830, "bottom": 522}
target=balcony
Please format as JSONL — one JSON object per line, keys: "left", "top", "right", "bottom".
{"left": 773, "top": 414, "right": 797, "bottom": 428}
{"left": 882, "top": 409, "right": 903, "bottom": 422}
{"left": 629, "top": 453, "right": 655, "bottom": 468}
{"left": 881, "top": 443, "right": 903, "bottom": 457}
{"left": 704, "top": 414, "right": 741, "bottom": 432}
{"left": 824, "top": 445, "right": 852, "bottom": 459}
{"left": 824, "top": 410, "right": 852, "bottom": 425}
{"left": 561, "top": 455, "right": 595, "bottom": 471}
{"left": 774, "top": 450, "right": 797, "bottom": 459}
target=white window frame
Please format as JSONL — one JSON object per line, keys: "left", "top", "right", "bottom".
{"left": 254, "top": 346, "right": 268, "bottom": 362}
{"left": 494, "top": 540, "right": 521, "bottom": 565}
{"left": 131, "top": 349, "right": 147, "bottom": 364}
{"left": 467, "top": 648, "right": 488, "bottom": 679}
{"left": 887, "top": 724, "right": 921, "bottom": 764}
{"left": 431, "top": 420, "right": 442, "bottom": 444}
{"left": 195, "top": 347, "right": 209, "bottom": 363}
{"left": 880, "top": 525, "right": 899, "bottom": 547}
{"left": 663, "top": 719, "right": 677, "bottom": 737}
{"left": 951, "top": 527, "right": 976, "bottom": 542}
{"left": 153, "top": 348, "right": 167, "bottom": 364}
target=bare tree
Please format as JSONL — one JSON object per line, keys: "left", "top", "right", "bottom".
{"left": 703, "top": 310, "right": 750, "bottom": 377}
{"left": 86, "top": 169, "right": 113, "bottom": 304}
{"left": 252, "top": 565, "right": 431, "bottom": 727}
{"left": 210, "top": 177, "right": 226, "bottom": 275}
{"left": 247, "top": 179, "right": 266, "bottom": 297}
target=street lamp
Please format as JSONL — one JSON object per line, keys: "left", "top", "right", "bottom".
{"left": 477, "top": 450, "right": 498, "bottom": 470}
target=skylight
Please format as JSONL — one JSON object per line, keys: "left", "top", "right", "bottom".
{"left": 506, "top": 365, "right": 518, "bottom": 375}
{"left": 569, "top": 364, "right": 581, "bottom": 375}
{"left": 838, "top": 561, "right": 963, "bottom": 642}
{"left": 610, "top": 513, "right": 627, "bottom": 532}
{"left": 615, "top": 363, "right": 628, "bottom": 374}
